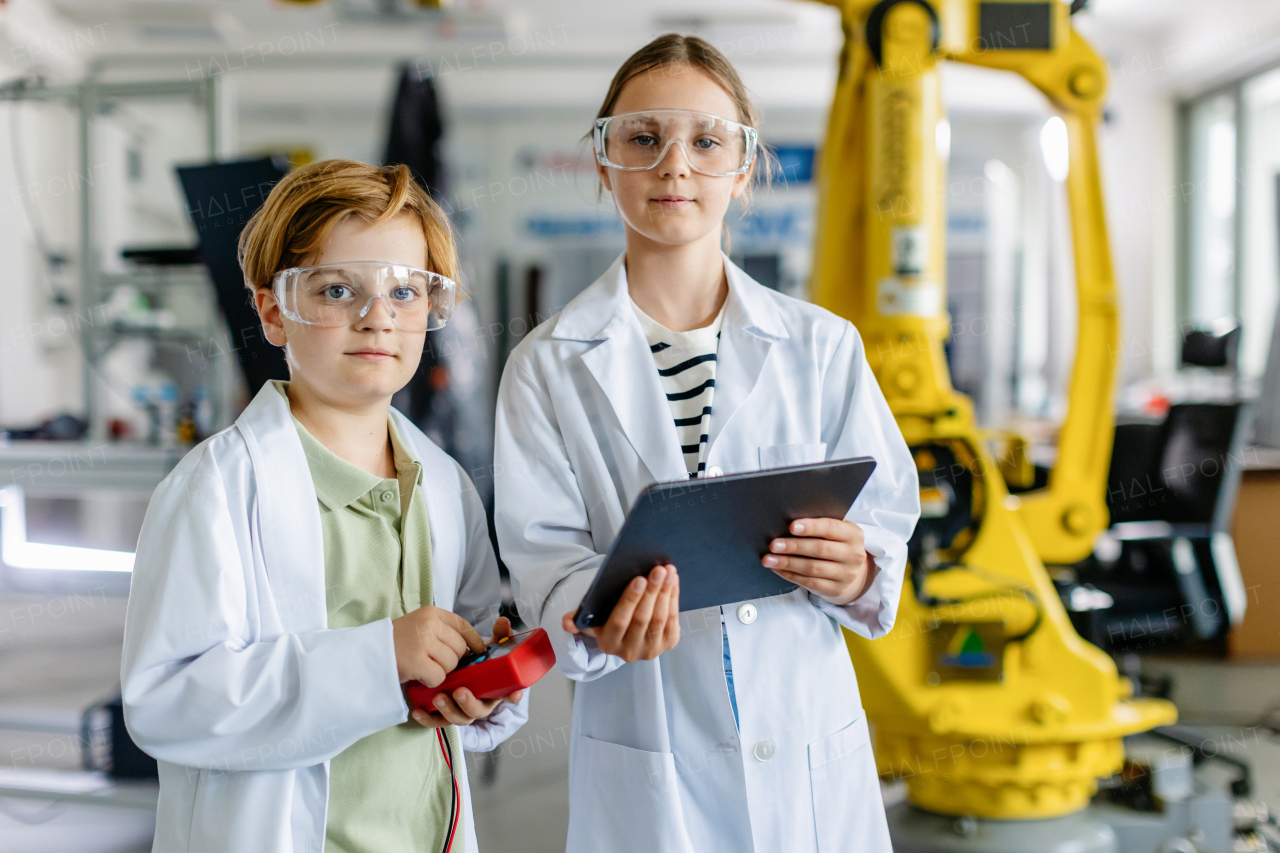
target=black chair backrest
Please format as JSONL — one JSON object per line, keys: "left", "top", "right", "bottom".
{"left": 176, "top": 157, "right": 290, "bottom": 396}
{"left": 1106, "top": 403, "right": 1244, "bottom": 528}
{"left": 1181, "top": 324, "right": 1240, "bottom": 370}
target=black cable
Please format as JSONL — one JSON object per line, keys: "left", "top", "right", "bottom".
{"left": 436, "top": 727, "right": 459, "bottom": 853}
{"left": 914, "top": 561, "right": 1044, "bottom": 643}
{"left": 1150, "top": 724, "right": 1252, "bottom": 797}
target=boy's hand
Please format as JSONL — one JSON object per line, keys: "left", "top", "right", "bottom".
{"left": 392, "top": 606, "right": 485, "bottom": 687}
{"left": 562, "top": 564, "right": 680, "bottom": 663}
{"left": 410, "top": 616, "right": 526, "bottom": 728}
{"left": 763, "top": 518, "right": 875, "bottom": 606}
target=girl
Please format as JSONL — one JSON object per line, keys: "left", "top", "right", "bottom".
{"left": 494, "top": 34, "right": 919, "bottom": 853}
{"left": 122, "top": 161, "right": 527, "bottom": 853}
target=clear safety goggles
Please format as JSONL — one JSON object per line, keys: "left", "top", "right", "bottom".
{"left": 593, "top": 109, "right": 758, "bottom": 177}
{"left": 272, "top": 262, "right": 457, "bottom": 332}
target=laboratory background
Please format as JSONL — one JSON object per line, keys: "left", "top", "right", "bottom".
{"left": 0, "top": 0, "right": 1278, "bottom": 851}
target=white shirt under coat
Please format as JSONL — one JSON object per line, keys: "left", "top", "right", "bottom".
{"left": 121, "top": 384, "right": 529, "bottom": 853}
{"left": 494, "top": 254, "right": 920, "bottom": 853}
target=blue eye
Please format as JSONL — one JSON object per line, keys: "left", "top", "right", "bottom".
{"left": 632, "top": 134, "right": 658, "bottom": 147}
{"left": 322, "top": 284, "right": 353, "bottom": 300}
{"left": 694, "top": 137, "right": 718, "bottom": 150}
{"left": 390, "top": 285, "right": 418, "bottom": 302}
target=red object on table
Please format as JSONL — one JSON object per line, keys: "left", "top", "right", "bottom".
{"left": 405, "top": 627, "right": 556, "bottom": 710}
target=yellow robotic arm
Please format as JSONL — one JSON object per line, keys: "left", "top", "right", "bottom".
{"left": 807, "top": 0, "right": 1175, "bottom": 819}
{"left": 949, "top": 2, "right": 1120, "bottom": 565}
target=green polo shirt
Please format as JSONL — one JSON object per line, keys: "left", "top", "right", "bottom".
{"left": 274, "top": 382, "right": 462, "bottom": 853}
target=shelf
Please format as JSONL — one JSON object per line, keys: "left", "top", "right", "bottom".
{"left": 0, "top": 769, "right": 158, "bottom": 811}
{"left": 0, "top": 440, "right": 187, "bottom": 496}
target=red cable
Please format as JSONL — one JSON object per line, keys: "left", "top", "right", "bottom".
{"left": 436, "top": 728, "right": 460, "bottom": 853}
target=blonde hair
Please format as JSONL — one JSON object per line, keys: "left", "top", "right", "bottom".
{"left": 593, "top": 33, "right": 775, "bottom": 202}
{"left": 238, "top": 159, "right": 459, "bottom": 294}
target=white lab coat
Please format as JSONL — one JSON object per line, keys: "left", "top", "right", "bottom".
{"left": 494, "top": 254, "right": 919, "bottom": 853}
{"left": 121, "top": 383, "right": 528, "bottom": 853}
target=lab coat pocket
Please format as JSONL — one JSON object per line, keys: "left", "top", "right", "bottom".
{"left": 567, "top": 735, "right": 695, "bottom": 853}
{"left": 759, "top": 443, "right": 828, "bottom": 468}
{"left": 808, "top": 714, "right": 893, "bottom": 853}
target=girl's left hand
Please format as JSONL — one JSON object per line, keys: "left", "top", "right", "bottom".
{"left": 410, "top": 616, "right": 526, "bottom": 729}
{"left": 763, "top": 518, "right": 876, "bottom": 606}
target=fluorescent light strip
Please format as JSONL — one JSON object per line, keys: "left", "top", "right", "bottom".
{"left": 0, "top": 486, "right": 135, "bottom": 573}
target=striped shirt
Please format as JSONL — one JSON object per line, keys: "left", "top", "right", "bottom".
{"left": 630, "top": 301, "right": 739, "bottom": 728}
{"left": 631, "top": 299, "right": 726, "bottom": 478}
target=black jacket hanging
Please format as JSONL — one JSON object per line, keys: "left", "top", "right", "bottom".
{"left": 384, "top": 62, "right": 446, "bottom": 201}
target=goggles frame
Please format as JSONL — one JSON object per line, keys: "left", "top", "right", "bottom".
{"left": 271, "top": 261, "right": 458, "bottom": 332}
{"left": 593, "top": 108, "right": 759, "bottom": 177}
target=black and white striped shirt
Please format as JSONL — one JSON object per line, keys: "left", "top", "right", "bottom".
{"left": 632, "top": 300, "right": 726, "bottom": 478}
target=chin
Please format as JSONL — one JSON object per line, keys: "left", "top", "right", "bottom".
{"left": 628, "top": 216, "right": 708, "bottom": 244}
{"left": 336, "top": 367, "right": 410, "bottom": 401}
{"left": 652, "top": 224, "right": 718, "bottom": 247}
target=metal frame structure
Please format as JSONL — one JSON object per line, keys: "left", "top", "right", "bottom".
{"left": 0, "top": 75, "right": 224, "bottom": 438}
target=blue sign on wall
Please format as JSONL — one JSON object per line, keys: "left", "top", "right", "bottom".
{"left": 526, "top": 216, "right": 625, "bottom": 238}
{"left": 769, "top": 146, "right": 816, "bottom": 185}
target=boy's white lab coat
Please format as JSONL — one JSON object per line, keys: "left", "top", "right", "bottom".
{"left": 495, "top": 255, "right": 919, "bottom": 853}
{"left": 121, "top": 384, "right": 528, "bottom": 853}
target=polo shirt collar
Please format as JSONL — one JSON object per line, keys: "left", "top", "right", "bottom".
{"left": 275, "top": 380, "right": 422, "bottom": 511}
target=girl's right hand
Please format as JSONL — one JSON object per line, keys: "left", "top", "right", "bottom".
{"left": 563, "top": 564, "right": 681, "bottom": 662}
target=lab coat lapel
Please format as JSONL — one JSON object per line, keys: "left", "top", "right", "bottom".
{"left": 707, "top": 256, "right": 788, "bottom": 451}
{"left": 555, "top": 255, "right": 688, "bottom": 484}
{"left": 580, "top": 332, "right": 688, "bottom": 483}
{"left": 235, "top": 384, "right": 328, "bottom": 633}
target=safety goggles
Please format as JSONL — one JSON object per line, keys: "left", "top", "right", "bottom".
{"left": 593, "top": 109, "right": 758, "bottom": 177}
{"left": 272, "top": 262, "right": 457, "bottom": 332}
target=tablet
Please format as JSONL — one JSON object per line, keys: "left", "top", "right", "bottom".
{"left": 574, "top": 457, "right": 877, "bottom": 629}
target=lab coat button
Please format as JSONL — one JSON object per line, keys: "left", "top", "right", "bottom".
{"left": 380, "top": 490, "right": 395, "bottom": 502}
{"left": 753, "top": 740, "right": 775, "bottom": 761}
{"left": 707, "top": 466, "right": 723, "bottom": 477}
{"left": 736, "top": 603, "right": 757, "bottom": 625}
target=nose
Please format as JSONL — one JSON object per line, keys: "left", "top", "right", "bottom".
{"left": 655, "top": 138, "right": 692, "bottom": 178}
{"left": 355, "top": 294, "right": 397, "bottom": 332}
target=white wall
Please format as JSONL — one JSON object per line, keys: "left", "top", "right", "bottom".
{"left": 0, "top": 100, "right": 84, "bottom": 428}
{"left": 3, "top": 0, "right": 1280, "bottom": 428}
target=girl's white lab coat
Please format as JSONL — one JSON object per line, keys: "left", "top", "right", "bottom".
{"left": 121, "top": 384, "right": 528, "bottom": 853}
{"left": 495, "top": 255, "right": 919, "bottom": 853}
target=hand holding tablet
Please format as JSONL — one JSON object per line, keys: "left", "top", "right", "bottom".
{"left": 562, "top": 563, "right": 682, "bottom": 663}
{"left": 572, "top": 458, "right": 878, "bottom": 631}
{"left": 764, "top": 516, "right": 877, "bottom": 606}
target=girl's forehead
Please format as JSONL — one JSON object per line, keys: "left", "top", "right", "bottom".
{"left": 612, "top": 64, "right": 741, "bottom": 123}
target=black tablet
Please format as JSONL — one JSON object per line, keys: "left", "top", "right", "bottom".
{"left": 574, "top": 457, "right": 877, "bottom": 629}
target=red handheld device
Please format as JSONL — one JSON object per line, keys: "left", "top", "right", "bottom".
{"left": 405, "top": 627, "right": 556, "bottom": 710}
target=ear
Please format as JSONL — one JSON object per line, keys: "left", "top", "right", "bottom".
{"left": 596, "top": 157, "right": 613, "bottom": 195}
{"left": 254, "top": 288, "right": 289, "bottom": 348}
{"left": 729, "top": 166, "right": 752, "bottom": 200}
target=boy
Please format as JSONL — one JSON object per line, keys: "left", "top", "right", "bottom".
{"left": 122, "top": 160, "right": 525, "bottom": 853}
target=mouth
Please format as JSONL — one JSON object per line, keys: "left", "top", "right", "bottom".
{"left": 652, "top": 195, "right": 694, "bottom": 209}
{"left": 346, "top": 348, "right": 396, "bottom": 361}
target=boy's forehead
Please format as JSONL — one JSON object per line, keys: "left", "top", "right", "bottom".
{"left": 313, "top": 214, "right": 428, "bottom": 268}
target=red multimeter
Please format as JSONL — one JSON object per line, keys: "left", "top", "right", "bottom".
{"left": 405, "top": 628, "right": 557, "bottom": 711}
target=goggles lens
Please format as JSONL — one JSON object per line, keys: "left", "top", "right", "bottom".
{"left": 594, "top": 109, "right": 757, "bottom": 177}
{"left": 273, "top": 262, "right": 457, "bottom": 332}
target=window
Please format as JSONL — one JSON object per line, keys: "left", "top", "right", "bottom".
{"left": 1240, "top": 68, "right": 1280, "bottom": 377}
{"left": 1180, "top": 64, "right": 1280, "bottom": 379}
